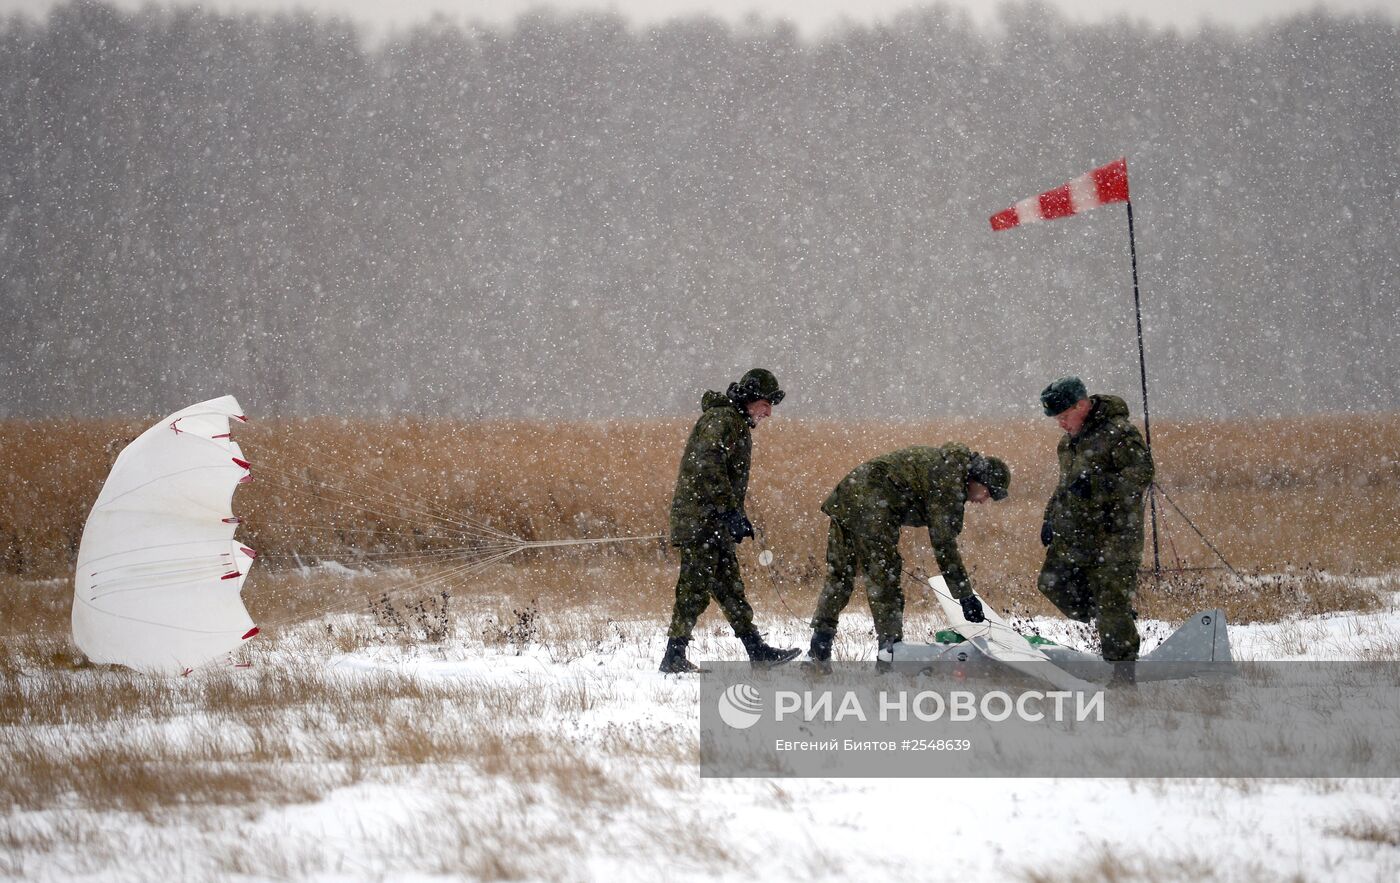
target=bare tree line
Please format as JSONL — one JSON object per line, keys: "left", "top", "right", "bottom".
{"left": 1, "top": 1, "right": 1396, "bottom": 419}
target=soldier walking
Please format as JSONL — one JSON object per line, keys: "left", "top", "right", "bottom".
{"left": 803, "top": 443, "right": 1011, "bottom": 671}
{"left": 1037, "top": 377, "right": 1155, "bottom": 686}
{"left": 659, "top": 369, "right": 801, "bottom": 673}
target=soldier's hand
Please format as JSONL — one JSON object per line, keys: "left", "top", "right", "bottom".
{"left": 720, "top": 509, "right": 754, "bottom": 543}
{"left": 1069, "top": 472, "right": 1092, "bottom": 499}
{"left": 738, "top": 513, "right": 754, "bottom": 541}
{"left": 959, "top": 595, "right": 985, "bottom": 623}
{"left": 1040, "top": 520, "right": 1053, "bottom": 546}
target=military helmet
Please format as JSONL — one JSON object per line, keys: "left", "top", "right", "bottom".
{"left": 1040, "top": 376, "right": 1088, "bottom": 416}
{"left": 969, "top": 453, "right": 1011, "bottom": 501}
{"left": 728, "top": 368, "right": 785, "bottom": 406}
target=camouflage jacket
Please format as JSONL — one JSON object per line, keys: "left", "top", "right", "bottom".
{"left": 821, "top": 443, "right": 976, "bottom": 599}
{"left": 668, "top": 391, "right": 752, "bottom": 546}
{"left": 1043, "top": 395, "right": 1155, "bottom": 566}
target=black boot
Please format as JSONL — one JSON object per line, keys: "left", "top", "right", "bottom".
{"left": 799, "top": 629, "right": 835, "bottom": 674}
{"left": 658, "top": 637, "right": 708, "bottom": 674}
{"left": 875, "top": 638, "right": 899, "bottom": 674}
{"left": 1108, "top": 660, "right": 1137, "bottom": 689}
{"left": 739, "top": 632, "right": 801, "bottom": 669}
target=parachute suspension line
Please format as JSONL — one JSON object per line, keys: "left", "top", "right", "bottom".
{"left": 324, "top": 463, "right": 518, "bottom": 543}
{"left": 253, "top": 539, "right": 523, "bottom": 558}
{"left": 256, "top": 454, "right": 516, "bottom": 542}
{"left": 245, "top": 471, "right": 660, "bottom": 568}
{"left": 252, "top": 534, "right": 667, "bottom": 632}
{"left": 372, "top": 547, "right": 523, "bottom": 607}
{"left": 249, "top": 461, "right": 508, "bottom": 542}
{"left": 250, "top": 521, "right": 508, "bottom": 540}
{"left": 240, "top": 425, "right": 519, "bottom": 542}
{"left": 251, "top": 472, "right": 506, "bottom": 546}
{"left": 255, "top": 543, "right": 523, "bottom": 568}
{"left": 228, "top": 426, "right": 667, "bottom": 632}
{"left": 322, "top": 535, "right": 663, "bottom": 577}
{"left": 515, "top": 535, "right": 664, "bottom": 551}
{"left": 243, "top": 531, "right": 559, "bottom": 571}
{"left": 254, "top": 546, "right": 524, "bottom": 631}
{"left": 270, "top": 442, "right": 506, "bottom": 540}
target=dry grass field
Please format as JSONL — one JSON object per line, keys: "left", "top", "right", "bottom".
{"left": 2, "top": 414, "right": 1397, "bottom": 643}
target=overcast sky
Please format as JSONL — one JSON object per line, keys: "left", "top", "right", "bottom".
{"left": 4, "top": 0, "right": 1400, "bottom": 36}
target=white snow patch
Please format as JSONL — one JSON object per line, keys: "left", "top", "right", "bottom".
{"left": 6, "top": 585, "right": 1400, "bottom": 880}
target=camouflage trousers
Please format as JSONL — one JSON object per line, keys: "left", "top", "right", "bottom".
{"left": 810, "top": 518, "right": 904, "bottom": 644}
{"left": 666, "top": 537, "right": 757, "bottom": 640}
{"left": 1037, "top": 552, "right": 1141, "bottom": 662}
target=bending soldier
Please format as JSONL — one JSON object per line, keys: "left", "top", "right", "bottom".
{"left": 1037, "top": 377, "right": 1155, "bottom": 686}
{"left": 804, "top": 443, "right": 1011, "bottom": 670}
{"left": 659, "top": 369, "right": 801, "bottom": 673}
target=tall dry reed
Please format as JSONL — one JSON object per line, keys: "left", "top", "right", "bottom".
{"left": 3, "top": 414, "right": 1397, "bottom": 635}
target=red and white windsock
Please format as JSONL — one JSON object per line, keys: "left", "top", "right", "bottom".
{"left": 990, "top": 158, "right": 1130, "bottom": 231}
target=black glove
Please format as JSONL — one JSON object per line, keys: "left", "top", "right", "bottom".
{"left": 1040, "top": 519, "right": 1053, "bottom": 546}
{"left": 719, "top": 509, "right": 754, "bottom": 543}
{"left": 1068, "top": 472, "right": 1092, "bottom": 500}
{"left": 959, "top": 595, "right": 985, "bottom": 623}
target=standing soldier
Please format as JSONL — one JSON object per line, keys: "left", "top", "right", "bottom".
{"left": 1037, "top": 377, "right": 1155, "bottom": 686}
{"left": 659, "top": 369, "right": 801, "bottom": 673}
{"left": 803, "top": 443, "right": 1011, "bottom": 671}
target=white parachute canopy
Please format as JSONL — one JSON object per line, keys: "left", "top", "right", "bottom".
{"left": 72, "top": 395, "right": 258, "bottom": 675}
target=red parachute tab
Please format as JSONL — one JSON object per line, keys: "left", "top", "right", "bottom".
{"left": 232, "top": 457, "right": 251, "bottom": 469}
{"left": 240, "top": 546, "right": 258, "bottom": 559}
{"left": 242, "top": 627, "right": 260, "bottom": 640}
{"left": 221, "top": 571, "right": 242, "bottom": 581}
{"left": 222, "top": 516, "right": 243, "bottom": 524}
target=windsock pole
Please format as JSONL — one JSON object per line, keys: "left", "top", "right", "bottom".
{"left": 1125, "top": 199, "right": 1162, "bottom": 581}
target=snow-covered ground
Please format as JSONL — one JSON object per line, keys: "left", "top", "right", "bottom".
{"left": 5, "top": 588, "right": 1400, "bottom": 882}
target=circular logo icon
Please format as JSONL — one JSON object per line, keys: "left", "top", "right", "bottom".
{"left": 717, "top": 683, "right": 764, "bottom": 729}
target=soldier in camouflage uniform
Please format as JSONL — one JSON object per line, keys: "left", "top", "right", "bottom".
{"left": 659, "top": 369, "right": 801, "bottom": 673}
{"left": 1037, "top": 377, "right": 1155, "bottom": 685}
{"left": 803, "top": 443, "right": 1011, "bottom": 669}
